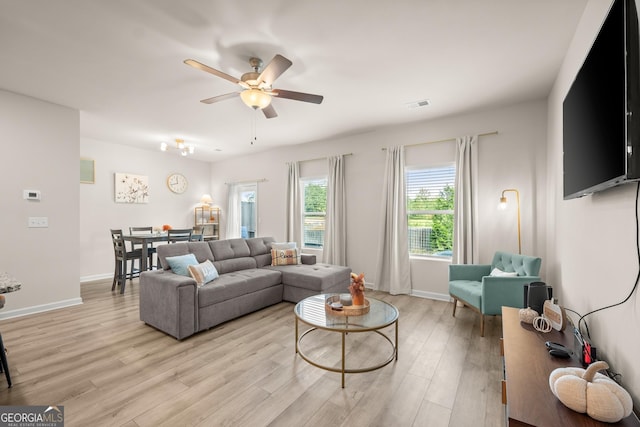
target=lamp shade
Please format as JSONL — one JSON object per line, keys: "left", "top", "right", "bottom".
{"left": 240, "top": 89, "right": 272, "bottom": 109}
{"left": 200, "top": 194, "right": 213, "bottom": 206}
{"left": 499, "top": 196, "right": 508, "bottom": 209}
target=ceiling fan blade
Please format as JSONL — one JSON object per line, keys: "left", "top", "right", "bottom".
{"left": 272, "top": 89, "right": 323, "bottom": 104}
{"left": 184, "top": 59, "right": 242, "bottom": 86}
{"left": 262, "top": 104, "right": 278, "bottom": 119}
{"left": 258, "top": 54, "right": 292, "bottom": 86}
{"left": 200, "top": 92, "right": 239, "bottom": 104}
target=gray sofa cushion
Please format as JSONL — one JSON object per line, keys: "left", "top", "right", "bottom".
{"left": 209, "top": 238, "right": 251, "bottom": 260}
{"left": 245, "top": 237, "right": 275, "bottom": 267}
{"left": 245, "top": 237, "right": 275, "bottom": 256}
{"left": 213, "top": 257, "right": 257, "bottom": 274}
{"left": 267, "top": 263, "right": 351, "bottom": 292}
{"left": 198, "top": 268, "right": 282, "bottom": 307}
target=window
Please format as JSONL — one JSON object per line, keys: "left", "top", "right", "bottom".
{"left": 229, "top": 183, "right": 257, "bottom": 238}
{"left": 406, "top": 165, "right": 455, "bottom": 257}
{"left": 239, "top": 185, "right": 257, "bottom": 238}
{"left": 302, "top": 178, "right": 327, "bottom": 248}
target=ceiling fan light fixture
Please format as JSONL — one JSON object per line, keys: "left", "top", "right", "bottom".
{"left": 184, "top": 54, "right": 322, "bottom": 118}
{"left": 240, "top": 88, "right": 272, "bottom": 110}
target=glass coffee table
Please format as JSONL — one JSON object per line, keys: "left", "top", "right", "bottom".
{"left": 294, "top": 293, "right": 399, "bottom": 388}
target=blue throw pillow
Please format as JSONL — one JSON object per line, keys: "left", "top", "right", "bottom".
{"left": 165, "top": 254, "right": 199, "bottom": 276}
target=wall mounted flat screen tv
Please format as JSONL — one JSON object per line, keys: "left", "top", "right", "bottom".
{"left": 563, "top": 0, "right": 640, "bottom": 200}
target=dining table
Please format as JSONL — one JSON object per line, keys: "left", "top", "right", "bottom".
{"left": 122, "top": 233, "right": 168, "bottom": 272}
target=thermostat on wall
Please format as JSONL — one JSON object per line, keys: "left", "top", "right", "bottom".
{"left": 23, "top": 190, "right": 41, "bottom": 201}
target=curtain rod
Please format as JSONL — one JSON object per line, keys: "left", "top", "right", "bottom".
{"left": 381, "top": 131, "right": 499, "bottom": 150}
{"left": 289, "top": 152, "right": 353, "bottom": 164}
{"left": 224, "top": 178, "right": 268, "bottom": 185}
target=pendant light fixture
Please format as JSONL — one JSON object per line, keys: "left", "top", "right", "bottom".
{"left": 160, "top": 138, "right": 195, "bottom": 156}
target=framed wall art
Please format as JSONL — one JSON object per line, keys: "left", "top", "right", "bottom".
{"left": 80, "top": 158, "right": 95, "bottom": 184}
{"left": 114, "top": 173, "right": 149, "bottom": 203}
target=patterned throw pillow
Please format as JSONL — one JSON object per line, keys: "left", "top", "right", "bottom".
{"left": 187, "top": 260, "right": 219, "bottom": 286}
{"left": 271, "top": 248, "right": 300, "bottom": 266}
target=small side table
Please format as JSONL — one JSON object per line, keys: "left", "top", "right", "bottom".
{"left": 0, "top": 272, "right": 22, "bottom": 388}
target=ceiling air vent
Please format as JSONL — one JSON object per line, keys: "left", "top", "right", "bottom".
{"left": 406, "top": 99, "right": 431, "bottom": 109}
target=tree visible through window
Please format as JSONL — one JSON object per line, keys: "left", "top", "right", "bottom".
{"left": 406, "top": 165, "right": 455, "bottom": 257}
{"left": 302, "top": 178, "right": 327, "bottom": 248}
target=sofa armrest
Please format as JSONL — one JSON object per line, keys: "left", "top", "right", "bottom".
{"left": 481, "top": 275, "right": 540, "bottom": 315}
{"left": 139, "top": 270, "right": 198, "bottom": 340}
{"left": 449, "top": 264, "right": 492, "bottom": 281}
{"left": 301, "top": 254, "right": 316, "bottom": 265}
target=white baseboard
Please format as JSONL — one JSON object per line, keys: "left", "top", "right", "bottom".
{"left": 80, "top": 273, "right": 112, "bottom": 283}
{"left": 0, "top": 298, "right": 83, "bottom": 320}
{"left": 366, "top": 283, "right": 450, "bottom": 302}
{"left": 411, "top": 289, "right": 451, "bottom": 302}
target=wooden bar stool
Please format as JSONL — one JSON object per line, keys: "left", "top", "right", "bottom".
{"left": 0, "top": 273, "right": 21, "bottom": 387}
{"left": 0, "top": 294, "right": 11, "bottom": 387}
{"left": 0, "top": 332, "right": 11, "bottom": 388}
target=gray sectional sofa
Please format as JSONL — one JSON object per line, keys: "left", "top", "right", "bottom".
{"left": 139, "top": 236, "right": 351, "bottom": 339}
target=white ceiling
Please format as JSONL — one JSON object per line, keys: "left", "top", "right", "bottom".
{"left": 0, "top": 0, "right": 588, "bottom": 162}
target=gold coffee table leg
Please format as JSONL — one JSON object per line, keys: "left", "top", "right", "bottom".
{"left": 341, "top": 332, "right": 346, "bottom": 388}
{"left": 395, "top": 319, "right": 399, "bottom": 360}
{"left": 295, "top": 317, "right": 299, "bottom": 354}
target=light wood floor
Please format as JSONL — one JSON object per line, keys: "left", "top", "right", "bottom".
{"left": 0, "top": 279, "right": 504, "bottom": 427}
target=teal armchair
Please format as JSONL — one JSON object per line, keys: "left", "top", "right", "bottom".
{"left": 448, "top": 251, "right": 542, "bottom": 336}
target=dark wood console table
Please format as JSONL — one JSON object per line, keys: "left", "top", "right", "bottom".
{"left": 501, "top": 306, "right": 639, "bottom": 427}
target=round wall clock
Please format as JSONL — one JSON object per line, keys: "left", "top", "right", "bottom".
{"left": 167, "top": 173, "right": 188, "bottom": 194}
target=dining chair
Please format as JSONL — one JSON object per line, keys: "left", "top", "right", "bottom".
{"left": 190, "top": 227, "right": 204, "bottom": 241}
{"left": 129, "top": 226, "right": 157, "bottom": 270}
{"left": 110, "top": 229, "right": 144, "bottom": 294}
{"left": 167, "top": 228, "right": 193, "bottom": 243}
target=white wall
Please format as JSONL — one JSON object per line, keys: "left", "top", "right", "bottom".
{"left": 79, "top": 138, "right": 212, "bottom": 280}
{"left": 548, "top": 0, "right": 640, "bottom": 405}
{"left": 211, "top": 99, "right": 547, "bottom": 299}
{"left": 0, "top": 89, "right": 81, "bottom": 317}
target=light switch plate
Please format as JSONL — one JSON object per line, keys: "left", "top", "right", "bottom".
{"left": 28, "top": 217, "right": 48, "bottom": 228}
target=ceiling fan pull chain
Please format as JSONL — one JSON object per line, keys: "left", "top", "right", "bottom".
{"left": 251, "top": 109, "right": 257, "bottom": 145}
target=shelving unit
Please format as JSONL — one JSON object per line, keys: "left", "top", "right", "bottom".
{"left": 194, "top": 206, "right": 220, "bottom": 241}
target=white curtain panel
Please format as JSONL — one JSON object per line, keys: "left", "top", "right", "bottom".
{"left": 323, "top": 155, "right": 346, "bottom": 265}
{"left": 375, "top": 146, "right": 411, "bottom": 295}
{"left": 285, "top": 161, "right": 302, "bottom": 246}
{"left": 453, "top": 135, "right": 479, "bottom": 264}
{"left": 226, "top": 183, "right": 241, "bottom": 238}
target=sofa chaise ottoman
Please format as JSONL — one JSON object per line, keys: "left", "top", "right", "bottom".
{"left": 139, "top": 236, "right": 351, "bottom": 339}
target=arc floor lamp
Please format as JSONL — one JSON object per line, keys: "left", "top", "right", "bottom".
{"left": 499, "top": 188, "right": 521, "bottom": 254}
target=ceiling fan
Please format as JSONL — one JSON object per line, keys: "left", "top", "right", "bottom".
{"left": 184, "top": 54, "right": 323, "bottom": 119}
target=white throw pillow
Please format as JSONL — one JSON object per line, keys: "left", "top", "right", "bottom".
{"left": 271, "top": 242, "right": 297, "bottom": 250}
{"left": 490, "top": 267, "right": 518, "bottom": 277}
